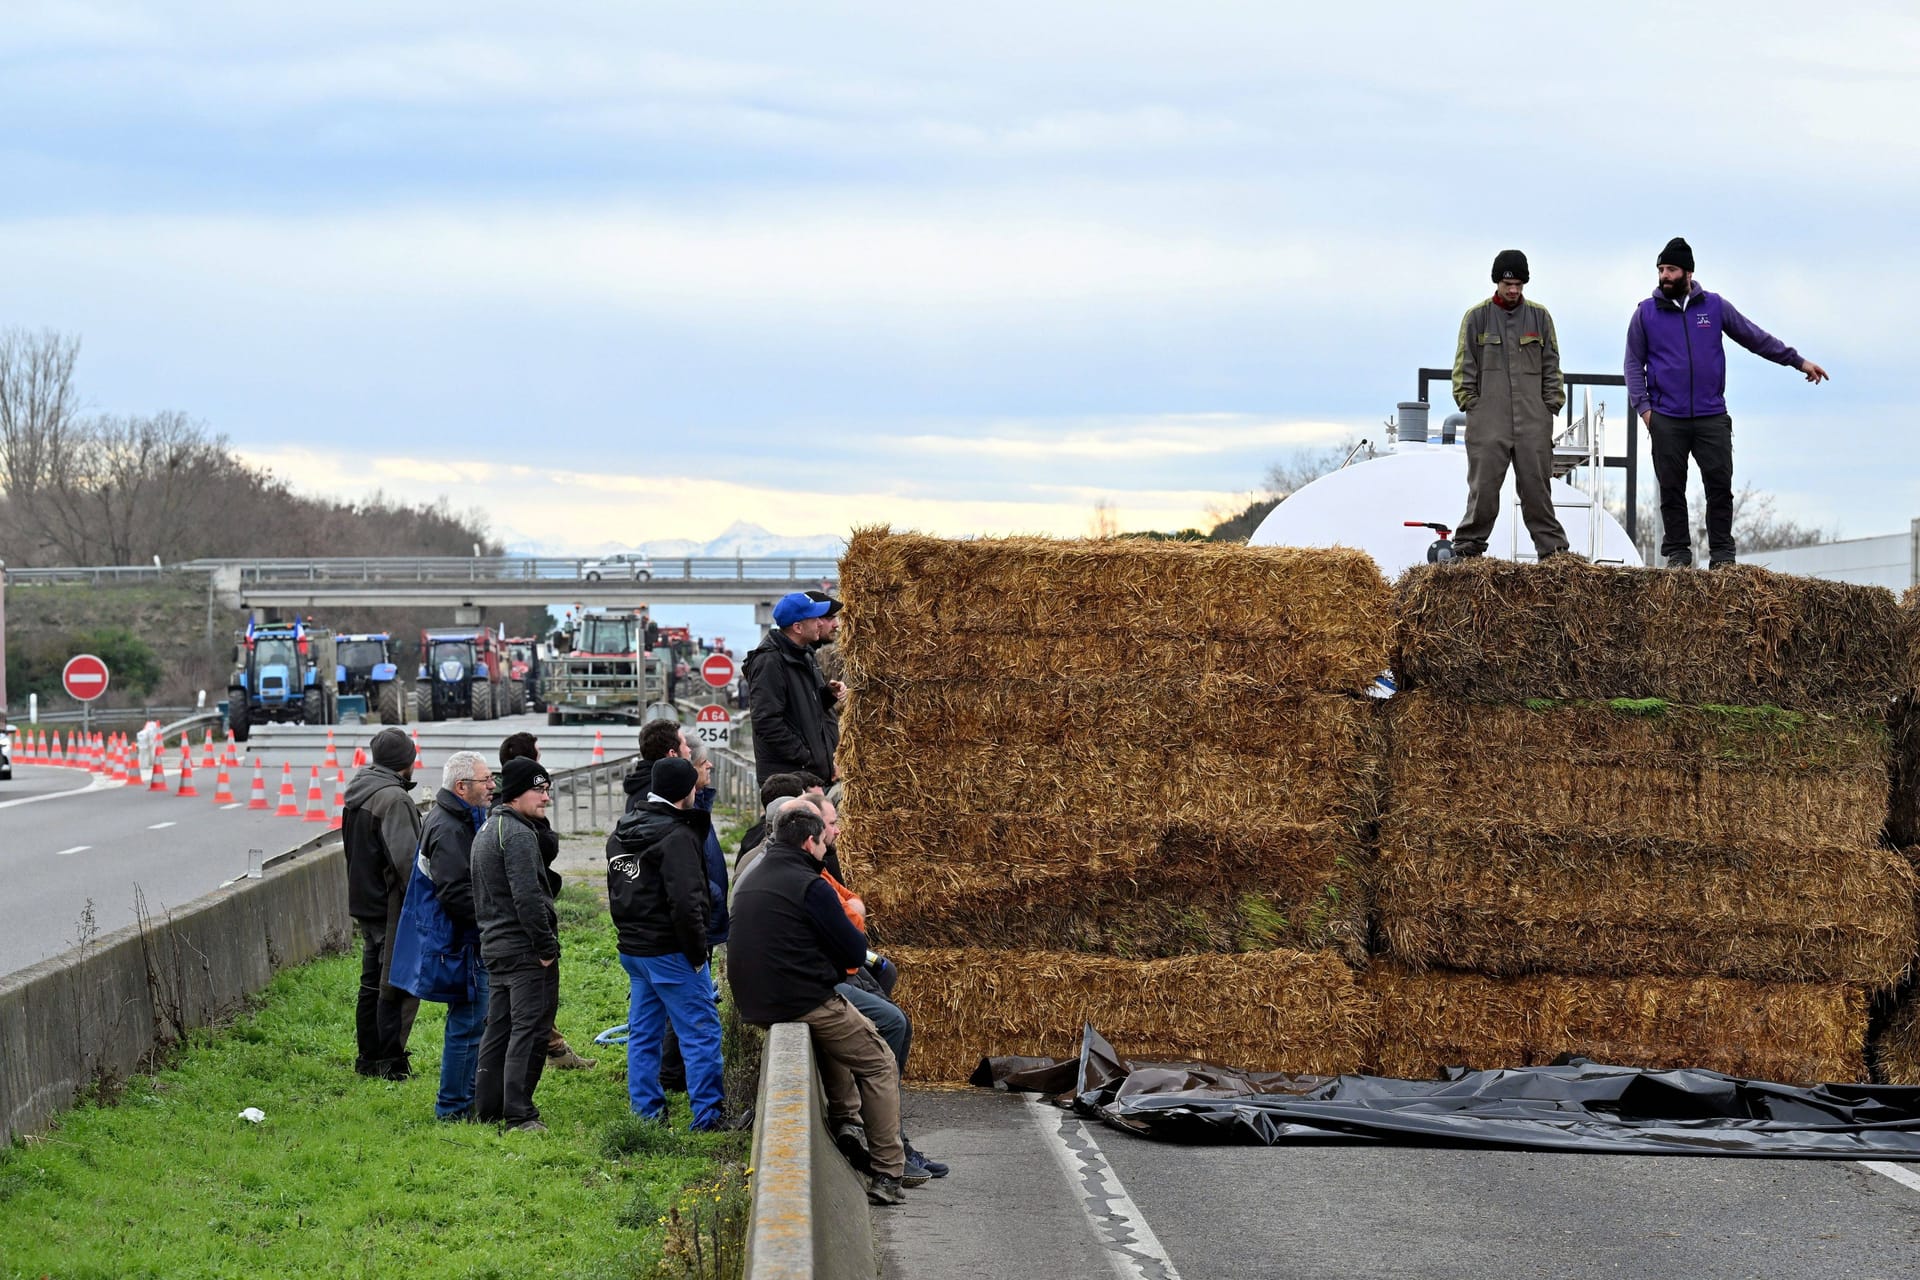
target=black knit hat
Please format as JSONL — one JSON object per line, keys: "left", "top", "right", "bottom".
{"left": 369, "top": 727, "right": 414, "bottom": 773}
{"left": 1658, "top": 237, "right": 1694, "bottom": 273}
{"left": 1491, "top": 249, "right": 1529, "bottom": 283}
{"left": 651, "top": 757, "right": 698, "bottom": 804}
{"left": 496, "top": 756, "right": 551, "bottom": 803}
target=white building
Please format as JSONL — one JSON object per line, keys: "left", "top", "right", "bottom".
{"left": 1741, "top": 520, "right": 1920, "bottom": 592}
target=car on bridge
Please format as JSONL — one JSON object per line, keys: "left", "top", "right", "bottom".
{"left": 580, "top": 552, "right": 652, "bottom": 581}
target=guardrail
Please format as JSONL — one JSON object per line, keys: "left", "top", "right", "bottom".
{"left": 4, "top": 555, "right": 841, "bottom": 588}
{"left": 3, "top": 565, "right": 179, "bottom": 585}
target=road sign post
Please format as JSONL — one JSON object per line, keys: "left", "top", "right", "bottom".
{"left": 62, "top": 653, "right": 110, "bottom": 737}
{"left": 694, "top": 703, "right": 732, "bottom": 750}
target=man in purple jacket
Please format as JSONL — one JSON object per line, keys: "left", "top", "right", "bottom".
{"left": 1624, "top": 237, "right": 1828, "bottom": 568}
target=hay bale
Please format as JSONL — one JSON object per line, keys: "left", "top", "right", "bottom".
{"left": 839, "top": 526, "right": 1393, "bottom": 693}
{"left": 843, "top": 816, "right": 1369, "bottom": 962}
{"left": 1387, "top": 693, "right": 1888, "bottom": 847}
{"left": 1393, "top": 557, "right": 1903, "bottom": 712}
{"left": 1889, "top": 589, "right": 1920, "bottom": 845}
{"left": 1367, "top": 963, "right": 1867, "bottom": 1084}
{"left": 1872, "top": 992, "right": 1920, "bottom": 1085}
{"left": 1374, "top": 819, "right": 1917, "bottom": 984}
{"left": 888, "top": 946, "right": 1373, "bottom": 1083}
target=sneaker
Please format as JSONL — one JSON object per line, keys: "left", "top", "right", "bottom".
{"left": 900, "top": 1159, "right": 931, "bottom": 1188}
{"left": 1663, "top": 555, "right": 1692, "bottom": 569}
{"left": 834, "top": 1122, "right": 872, "bottom": 1174}
{"left": 904, "top": 1144, "right": 949, "bottom": 1178}
{"left": 866, "top": 1174, "right": 906, "bottom": 1207}
{"left": 547, "top": 1041, "right": 598, "bottom": 1070}
{"left": 508, "top": 1119, "right": 549, "bottom": 1133}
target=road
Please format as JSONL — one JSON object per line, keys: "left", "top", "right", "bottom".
{"left": 879, "top": 1090, "right": 1920, "bottom": 1280}
{"left": 0, "top": 714, "right": 642, "bottom": 979}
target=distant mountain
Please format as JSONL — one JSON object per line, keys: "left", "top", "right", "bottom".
{"left": 496, "top": 520, "right": 844, "bottom": 561}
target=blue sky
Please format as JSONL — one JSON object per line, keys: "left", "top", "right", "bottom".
{"left": 4, "top": 2, "right": 1915, "bottom": 546}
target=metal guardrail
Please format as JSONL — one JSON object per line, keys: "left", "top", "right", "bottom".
{"left": 12, "top": 704, "right": 199, "bottom": 726}
{"left": 4, "top": 565, "right": 179, "bottom": 585}
{"left": 4, "top": 555, "right": 840, "bottom": 588}
{"left": 544, "top": 743, "right": 757, "bottom": 836}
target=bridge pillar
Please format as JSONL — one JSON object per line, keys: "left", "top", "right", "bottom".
{"left": 453, "top": 605, "right": 486, "bottom": 626}
{"left": 753, "top": 600, "right": 776, "bottom": 638}
{"left": 210, "top": 565, "right": 242, "bottom": 610}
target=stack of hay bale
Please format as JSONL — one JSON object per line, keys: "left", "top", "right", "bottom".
{"left": 834, "top": 527, "right": 1388, "bottom": 1082}
{"left": 1374, "top": 557, "right": 1917, "bottom": 1083}
{"left": 1873, "top": 587, "right": 1920, "bottom": 1083}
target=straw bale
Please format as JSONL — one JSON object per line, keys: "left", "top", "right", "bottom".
{"left": 1373, "top": 819, "right": 1917, "bottom": 984}
{"left": 889, "top": 946, "right": 1373, "bottom": 1083}
{"left": 1393, "top": 556, "right": 1903, "bottom": 713}
{"left": 841, "top": 815, "right": 1369, "bottom": 962}
{"left": 839, "top": 526, "right": 1393, "bottom": 693}
{"left": 1387, "top": 692, "right": 1887, "bottom": 847}
{"left": 1367, "top": 963, "right": 1867, "bottom": 1084}
{"left": 847, "top": 677, "right": 1373, "bottom": 753}
{"left": 1872, "top": 991, "right": 1920, "bottom": 1085}
{"left": 841, "top": 734, "right": 1381, "bottom": 826}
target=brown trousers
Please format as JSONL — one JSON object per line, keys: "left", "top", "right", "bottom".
{"left": 799, "top": 994, "right": 905, "bottom": 1178}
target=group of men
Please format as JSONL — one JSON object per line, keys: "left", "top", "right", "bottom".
{"left": 1451, "top": 237, "right": 1826, "bottom": 567}
{"left": 339, "top": 587, "right": 944, "bottom": 1205}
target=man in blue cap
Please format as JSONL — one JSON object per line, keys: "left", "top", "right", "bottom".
{"left": 744, "top": 590, "right": 844, "bottom": 786}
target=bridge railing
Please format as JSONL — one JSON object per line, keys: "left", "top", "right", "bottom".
{"left": 185, "top": 556, "right": 841, "bottom": 584}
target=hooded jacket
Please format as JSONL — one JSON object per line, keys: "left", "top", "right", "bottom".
{"left": 622, "top": 764, "right": 731, "bottom": 945}
{"left": 605, "top": 799, "right": 714, "bottom": 969}
{"left": 421, "top": 786, "right": 486, "bottom": 933}
{"left": 342, "top": 764, "right": 422, "bottom": 924}
{"left": 1624, "top": 279, "right": 1803, "bottom": 420}
{"left": 743, "top": 628, "right": 839, "bottom": 782}
{"left": 471, "top": 805, "right": 559, "bottom": 964}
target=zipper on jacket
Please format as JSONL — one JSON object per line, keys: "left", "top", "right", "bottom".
{"left": 1682, "top": 300, "right": 1695, "bottom": 416}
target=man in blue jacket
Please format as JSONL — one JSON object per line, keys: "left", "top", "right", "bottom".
{"left": 1624, "top": 237, "right": 1828, "bottom": 568}
{"left": 422, "top": 750, "right": 494, "bottom": 1120}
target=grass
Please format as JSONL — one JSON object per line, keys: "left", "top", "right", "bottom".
{"left": 0, "top": 880, "right": 751, "bottom": 1280}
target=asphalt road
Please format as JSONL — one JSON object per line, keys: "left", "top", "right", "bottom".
{"left": 878, "top": 1090, "right": 1920, "bottom": 1280}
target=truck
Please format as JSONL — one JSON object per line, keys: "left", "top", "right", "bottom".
{"left": 504, "top": 636, "right": 541, "bottom": 714}
{"left": 415, "top": 628, "right": 513, "bottom": 722}
{"left": 227, "top": 618, "right": 338, "bottom": 742}
{"left": 541, "top": 611, "right": 664, "bottom": 726}
{"left": 335, "top": 632, "right": 410, "bottom": 724}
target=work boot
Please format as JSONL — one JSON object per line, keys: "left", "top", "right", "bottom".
{"left": 1663, "top": 555, "right": 1692, "bottom": 569}
{"left": 865, "top": 1174, "right": 906, "bottom": 1207}
{"left": 1709, "top": 559, "right": 1736, "bottom": 571}
{"left": 900, "top": 1158, "right": 931, "bottom": 1188}
{"left": 547, "top": 1039, "right": 597, "bottom": 1070}
{"left": 834, "top": 1121, "right": 873, "bottom": 1174}
{"left": 509, "top": 1119, "right": 549, "bottom": 1133}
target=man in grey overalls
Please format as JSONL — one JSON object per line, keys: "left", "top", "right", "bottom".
{"left": 1450, "top": 249, "right": 1570, "bottom": 560}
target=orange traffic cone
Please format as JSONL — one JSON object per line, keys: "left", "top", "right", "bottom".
{"left": 200, "top": 730, "right": 217, "bottom": 771}
{"left": 591, "top": 730, "right": 605, "bottom": 764}
{"left": 274, "top": 762, "right": 301, "bottom": 817}
{"left": 224, "top": 731, "right": 239, "bottom": 768}
{"left": 323, "top": 730, "right": 339, "bottom": 769}
{"left": 55, "top": 732, "right": 69, "bottom": 767}
{"left": 247, "top": 759, "right": 270, "bottom": 809}
{"left": 410, "top": 729, "right": 424, "bottom": 770}
{"left": 106, "top": 736, "right": 125, "bottom": 782}
{"left": 176, "top": 747, "right": 199, "bottom": 798}
{"left": 302, "top": 766, "right": 328, "bottom": 823}
{"left": 147, "top": 748, "right": 169, "bottom": 791}
{"left": 212, "top": 765, "right": 236, "bottom": 805}
{"left": 351, "top": 744, "right": 367, "bottom": 768}
{"left": 125, "top": 738, "right": 145, "bottom": 786}
{"left": 329, "top": 770, "right": 347, "bottom": 830}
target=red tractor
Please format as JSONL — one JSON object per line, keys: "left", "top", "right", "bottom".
{"left": 504, "top": 635, "right": 542, "bottom": 713}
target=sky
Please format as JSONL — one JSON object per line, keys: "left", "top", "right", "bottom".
{"left": 4, "top": 1, "right": 1917, "bottom": 549}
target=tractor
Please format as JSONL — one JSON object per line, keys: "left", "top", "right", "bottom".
{"left": 336, "top": 632, "right": 409, "bottom": 724}
{"left": 227, "top": 618, "right": 338, "bottom": 742}
{"left": 415, "top": 628, "right": 513, "bottom": 722}
{"left": 504, "top": 636, "right": 541, "bottom": 714}
{"left": 542, "top": 611, "right": 664, "bottom": 725}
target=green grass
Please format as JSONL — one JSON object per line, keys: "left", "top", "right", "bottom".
{"left": 0, "top": 881, "right": 749, "bottom": 1280}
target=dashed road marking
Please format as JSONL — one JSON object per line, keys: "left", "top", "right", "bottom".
{"left": 1025, "top": 1096, "right": 1182, "bottom": 1280}
{"left": 148, "top": 821, "right": 176, "bottom": 829}
{"left": 220, "top": 803, "right": 242, "bottom": 811}
{"left": 54, "top": 845, "right": 92, "bottom": 857}
{"left": 1861, "top": 1161, "right": 1920, "bottom": 1195}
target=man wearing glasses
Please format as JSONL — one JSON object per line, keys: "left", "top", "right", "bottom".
{"left": 421, "top": 751, "right": 494, "bottom": 1120}
{"left": 471, "top": 757, "right": 561, "bottom": 1131}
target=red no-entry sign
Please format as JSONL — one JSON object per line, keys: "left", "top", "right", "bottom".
{"left": 701, "top": 653, "right": 736, "bottom": 688}
{"left": 62, "top": 653, "right": 111, "bottom": 702}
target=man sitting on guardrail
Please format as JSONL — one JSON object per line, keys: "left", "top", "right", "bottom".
{"left": 606, "top": 757, "right": 728, "bottom": 1130}
{"left": 729, "top": 802, "right": 911, "bottom": 1206}
{"left": 343, "top": 726, "right": 426, "bottom": 1081}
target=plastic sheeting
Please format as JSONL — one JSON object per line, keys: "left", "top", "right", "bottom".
{"left": 971, "top": 1025, "right": 1920, "bottom": 1159}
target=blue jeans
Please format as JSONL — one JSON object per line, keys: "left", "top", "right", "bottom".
{"left": 619, "top": 952, "right": 726, "bottom": 1130}
{"left": 436, "top": 965, "right": 491, "bottom": 1120}
{"left": 838, "top": 982, "right": 911, "bottom": 1077}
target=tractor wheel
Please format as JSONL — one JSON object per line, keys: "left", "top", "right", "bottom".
{"left": 302, "top": 688, "right": 330, "bottom": 727}
{"left": 511, "top": 683, "right": 528, "bottom": 716}
{"left": 471, "top": 679, "right": 495, "bottom": 721}
{"left": 416, "top": 684, "right": 439, "bottom": 722}
{"left": 231, "top": 715, "right": 252, "bottom": 744}
{"left": 377, "top": 681, "right": 407, "bottom": 725}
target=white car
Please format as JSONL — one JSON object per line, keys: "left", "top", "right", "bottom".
{"left": 0, "top": 725, "right": 12, "bottom": 781}
{"left": 581, "top": 552, "right": 653, "bottom": 581}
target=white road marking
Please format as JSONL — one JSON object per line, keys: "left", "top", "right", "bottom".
{"left": 148, "top": 821, "right": 176, "bottom": 829}
{"left": 220, "top": 803, "right": 242, "bottom": 811}
{"left": 1025, "top": 1096, "right": 1183, "bottom": 1280}
{"left": 0, "top": 773, "right": 120, "bottom": 811}
{"left": 54, "top": 845, "right": 92, "bottom": 857}
{"left": 1861, "top": 1161, "right": 1920, "bottom": 1194}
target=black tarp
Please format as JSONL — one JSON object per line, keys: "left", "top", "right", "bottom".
{"left": 971, "top": 1025, "right": 1920, "bottom": 1159}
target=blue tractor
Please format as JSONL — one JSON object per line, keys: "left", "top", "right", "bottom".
{"left": 336, "top": 633, "right": 409, "bottom": 725}
{"left": 227, "top": 618, "right": 337, "bottom": 742}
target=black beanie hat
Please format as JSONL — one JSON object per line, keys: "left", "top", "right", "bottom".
{"left": 1659, "top": 237, "right": 1694, "bottom": 273}
{"left": 651, "top": 757, "right": 698, "bottom": 804}
{"left": 369, "top": 727, "right": 414, "bottom": 773}
{"left": 496, "top": 756, "right": 551, "bottom": 803}
{"left": 1491, "top": 249, "right": 1529, "bottom": 283}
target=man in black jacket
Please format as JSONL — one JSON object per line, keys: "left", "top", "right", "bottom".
{"left": 730, "top": 803, "right": 909, "bottom": 1205}
{"left": 606, "top": 757, "right": 726, "bottom": 1130}
{"left": 500, "top": 732, "right": 596, "bottom": 1071}
{"left": 422, "top": 750, "right": 493, "bottom": 1120}
{"left": 743, "top": 592, "right": 844, "bottom": 785}
{"left": 342, "top": 727, "right": 424, "bottom": 1080}
{"left": 471, "top": 757, "right": 560, "bottom": 1131}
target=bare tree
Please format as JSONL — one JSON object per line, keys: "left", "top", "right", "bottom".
{"left": 1262, "top": 439, "right": 1360, "bottom": 502}
{"left": 1624, "top": 483, "right": 1835, "bottom": 564}
{"left": 0, "top": 330, "right": 85, "bottom": 563}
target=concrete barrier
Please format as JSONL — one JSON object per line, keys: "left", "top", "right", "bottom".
{"left": 0, "top": 839, "right": 352, "bottom": 1146}
{"left": 744, "top": 1022, "right": 877, "bottom": 1280}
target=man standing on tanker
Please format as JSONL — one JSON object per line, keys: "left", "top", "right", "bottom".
{"left": 1451, "top": 249, "right": 1572, "bottom": 562}
{"left": 1624, "top": 237, "right": 1828, "bottom": 569}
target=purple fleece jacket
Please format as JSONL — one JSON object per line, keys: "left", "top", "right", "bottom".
{"left": 1624, "top": 280, "right": 1803, "bottom": 420}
